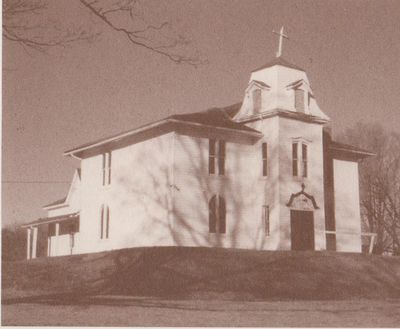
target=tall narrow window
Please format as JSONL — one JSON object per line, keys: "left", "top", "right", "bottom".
{"left": 100, "top": 205, "right": 104, "bottom": 239}
{"left": 209, "top": 195, "right": 226, "bottom": 234}
{"left": 295, "top": 89, "right": 305, "bottom": 113}
{"left": 218, "top": 141, "right": 225, "bottom": 175}
{"left": 262, "top": 143, "right": 268, "bottom": 176}
{"left": 209, "top": 196, "right": 217, "bottom": 233}
{"left": 302, "top": 144, "right": 308, "bottom": 178}
{"left": 292, "top": 143, "right": 298, "bottom": 176}
{"left": 209, "top": 139, "right": 225, "bottom": 175}
{"left": 253, "top": 88, "right": 262, "bottom": 113}
{"left": 105, "top": 207, "right": 110, "bottom": 239}
{"left": 102, "top": 152, "right": 112, "bottom": 186}
{"left": 262, "top": 205, "right": 270, "bottom": 236}
{"left": 100, "top": 205, "right": 110, "bottom": 239}
{"left": 209, "top": 139, "right": 216, "bottom": 174}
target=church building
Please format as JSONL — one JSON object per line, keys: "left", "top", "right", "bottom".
{"left": 22, "top": 31, "right": 374, "bottom": 258}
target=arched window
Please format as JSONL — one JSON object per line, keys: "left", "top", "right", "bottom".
{"left": 209, "top": 195, "right": 226, "bottom": 234}
{"left": 100, "top": 205, "right": 110, "bottom": 239}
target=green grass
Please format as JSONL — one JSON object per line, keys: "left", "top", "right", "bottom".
{"left": 3, "top": 247, "right": 400, "bottom": 301}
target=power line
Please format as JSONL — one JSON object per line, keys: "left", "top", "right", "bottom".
{"left": 2, "top": 181, "right": 70, "bottom": 184}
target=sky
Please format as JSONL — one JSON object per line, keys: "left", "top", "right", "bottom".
{"left": 3, "top": 0, "right": 400, "bottom": 228}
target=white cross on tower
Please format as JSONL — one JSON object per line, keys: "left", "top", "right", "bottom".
{"left": 273, "top": 26, "right": 288, "bottom": 58}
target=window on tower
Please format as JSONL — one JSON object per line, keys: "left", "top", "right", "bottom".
{"left": 294, "top": 89, "right": 305, "bottom": 113}
{"left": 292, "top": 142, "right": 298, "bottom": 176}
{"left": 253, "top": 88, "right": 262, "bottom": 113}
{"left": 292, "top": 141, "right": 309, "bottom": 178}
{"left": 302, "top": 144, "right": 308, "bottom": 177}
{"left": 262, "top": 142, "right": 268, "bottom": 176}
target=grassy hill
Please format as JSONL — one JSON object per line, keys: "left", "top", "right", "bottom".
{"left": 2, "top": 247, "right": 400, "bottom": 301}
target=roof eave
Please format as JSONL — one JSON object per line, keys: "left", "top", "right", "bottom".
{"left": 64, "top": 119, "right": 171, "bottom": 159}
{"left": 329, "top": 146, "right": 376, "bottom": 159}
{"left": 64, "top": 119, "right": 262, "bottom": 158}
{"left": 42, "top": 202, "right": 68, "bottom": 211}
{"left": 21, "top": 212, "right": 80, "bottom": 228}
{"left": 237, "top": 109, "right": 330, "bottom": 125}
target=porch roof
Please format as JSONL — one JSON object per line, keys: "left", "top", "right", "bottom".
{"left": 21, "top": 212, "right": 79, "bottom": 228}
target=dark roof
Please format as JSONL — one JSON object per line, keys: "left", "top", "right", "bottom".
{"left": 170, "top": 105, "right": 257, "bottom": 133}
{"left": 329, "top": 141, "right": 376, "bottom": 158}
{"left": 64, "top": 103, "right": 259, "bottom": 156}
{"left": 43, "top": 197, "right": 67, "bottom": 208}
{"left": 252, "top": 57, "right": 305, "bottom": 73}
{"left": 221, "top": 102, "right": 242, "bottom": 118}
{"left": 21, "top": 212, "right": 79, "bottom": 228}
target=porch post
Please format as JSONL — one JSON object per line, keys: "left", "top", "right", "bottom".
{"left": 31, "top": 227, "right": 38, "bottom": 259}
{"left": 26, "top": 228, "right": 31, "bottom": 260}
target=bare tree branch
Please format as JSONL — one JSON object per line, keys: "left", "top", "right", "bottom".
{"left": 78, "top": 0, "right": 206, "bottom": 66}
{"left": 3, "top": 0, "right": 97, "bottom": 53}
{"left": 3, "top": 0, "right": 206, "bottom": 66}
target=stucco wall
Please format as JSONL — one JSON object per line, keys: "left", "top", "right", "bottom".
{"left": 74, "top": 132, "right": 175, "bottom": 254}
{"left": 333, "top": 159, "right": 362, "bottom": 252}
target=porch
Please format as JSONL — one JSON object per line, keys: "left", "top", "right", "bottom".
{"left": 21, "top": 212, "right": 80, "bottom": 259}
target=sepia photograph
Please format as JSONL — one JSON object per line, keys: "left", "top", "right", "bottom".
{"left": 2, "top": 0, "right": 400, "bottom": 327}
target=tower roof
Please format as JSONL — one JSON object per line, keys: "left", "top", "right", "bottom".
{"left": 252, "top": 57, "right": 305, "bottom": 73}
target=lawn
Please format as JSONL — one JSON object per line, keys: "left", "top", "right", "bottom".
{"left": 3, "top": 247, "right": 400, "bottom": 326}
{"left": 3, "top": 296, "right": 400, "bottom": 327}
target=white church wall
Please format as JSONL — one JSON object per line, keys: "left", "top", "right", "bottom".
{"left": 276, "top": 117, "right": 326, "bottom": 250}
{"left": 245, "top": 116, "right": 281, "bottom": 250}
{"left": 172, "top": 117, "right": 281, "bottom": 250}
{"left": 75, "top": 132, "right": 175, "bottom": 254}
{"left": 333, "top": 159, "right": 362, "bottom": 252}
